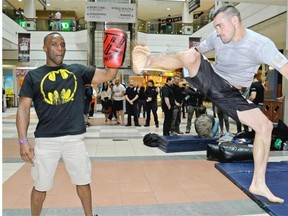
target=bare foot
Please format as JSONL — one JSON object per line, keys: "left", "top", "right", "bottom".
{"left": 249, "top": 184, "right": 284, "bottom": 203}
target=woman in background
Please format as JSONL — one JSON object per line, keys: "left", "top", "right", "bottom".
{"left": 99, "top": 82, "right": 112, "bottom": 123}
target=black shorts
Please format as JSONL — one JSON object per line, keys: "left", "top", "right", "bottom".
{"left": 185, "top": 55, "right": 258, "bottom": 123}
{"left": 113, "top": 100, "right": 124, "bottom": 111}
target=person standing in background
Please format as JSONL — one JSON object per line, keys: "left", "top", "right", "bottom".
{"left": 144, "top": 79, "right": 159, "bottom": 128}
{"left": 249, "top": 73, "right": 265, "bottom": 110}
{"left": 89, "top": 85, "right": 97, "bottom": 117}
{"left": 55, "top": 11, "right": 62, "bottom": 31}
{"left": 99, "top": 82, "right": 112, "bottom": 123}
{"left": 84, "top": 84, "right": 93, "bottom": 126}
{"left": 161, "top": 77, "right": 175, "bottom": 136}
{"left": 216, "top": 106, "right": 230, "bottom": 136}
{"left": 170, "top": 77, "right": 184, "bottom": 135}
{"left": 125, "top": 80, "right": 140, "bottom": 126}
{"left": 112, "top": 78, "right": 126, "bottom": 125}
{"left": 184, "top": 83, "right": 204, "bottom": 134}
{"left": 137, "top": 85, "right": 146, "bottom": 118}
{"left": 48, "top": 13, "right": 54, "bottom": 30}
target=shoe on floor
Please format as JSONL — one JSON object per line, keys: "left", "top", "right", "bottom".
{"left": 171, "top": 132, "right": 178, "bottom": 136}
{"left": 176, "top": 131, "right": 184, "bottom": 134}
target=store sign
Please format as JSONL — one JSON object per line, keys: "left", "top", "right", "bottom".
{"left": 61, "top": 20, "right": 71, "bottom": 31}
{"left": 4, "top": 76, "right": 14, "bottom": 95}
{"left": 85, "top": 2, "right": 136, "bottom": 23}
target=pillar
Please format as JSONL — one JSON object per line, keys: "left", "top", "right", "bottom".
{"left": 87, "top": 0, "right": 96, "bottom": 67}
{"left": 182, "top": 1, "right": 193, "bottom": 23}
{"left": 283, "top": 0, "right": 288, "bottom": 124}
{"left": 23, "top": 0, "right": 36, "bottom": 18}
{"left": 23, "top": 0, "right": 36, "bottom": 30}
{"left": 182, "top": 1, "right": 194, "bottom": 34}
{"left": 87, "top": 22, "right": 96, "bottom": 67}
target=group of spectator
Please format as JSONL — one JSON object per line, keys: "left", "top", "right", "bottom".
{"left": 84, "top": 73, "right": 265, "bottom": 137}
{"left": 48, "top": 11, "right": 63, "bottom": 31}
{"left": 96, "top": 78, "right": 159, "bottom": 128}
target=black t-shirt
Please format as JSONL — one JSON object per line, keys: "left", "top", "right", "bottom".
{"left": 125, "top": 86, "right": 138, "bottom": 102}
{"left": 250, "top": 81, "right": 264, "bottom": 105}
{"left": 19, "top": 64, "right": 95, "bottom": 137}
{"left": 145, "top": 86, "right": 158, "bottom": 102}
{"left": 172, "top": 84, "right": 183, "bottom": 104}
{"left": 161, "top": 84, "right": 174, "bottom": 110}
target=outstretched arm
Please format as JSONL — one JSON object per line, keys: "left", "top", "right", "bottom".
{"left": 92, "top": 67, "right": 118, "bottom": 84}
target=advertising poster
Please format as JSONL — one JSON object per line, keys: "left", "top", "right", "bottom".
{"left": 18, "top": 33, "right": 31, "bottom": 62}
{"left": 4, "top": 76, "right": 14, "bottom": 95}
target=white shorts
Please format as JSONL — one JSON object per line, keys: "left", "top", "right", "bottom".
{"left": 32, "top": 134, "right": 92, "bottom": 191}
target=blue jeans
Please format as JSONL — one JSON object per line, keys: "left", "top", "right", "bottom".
{"left": 212, "top": 120, "right": 219, "bottom": 137}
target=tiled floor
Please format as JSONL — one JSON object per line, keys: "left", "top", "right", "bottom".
{"left": 3, "top": 106, "right": 285, "bottom": 216}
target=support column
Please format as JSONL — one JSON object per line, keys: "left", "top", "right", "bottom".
{"left": 87, "top": 22, "right": 96, "bottom": 67}
{"left": 283, "top": 0, "right": 288, "bottom": 124}
{"left": 182, "top": 1, "right": 193, "bottom": 23}
{"left": 23, "top": 0, "right": 36, "bottom": 30}
{"left": 182, "top": 1, "right": 193, "bottom": 34}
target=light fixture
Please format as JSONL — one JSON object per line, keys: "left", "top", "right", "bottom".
{"left": 167, "top": 8, "right": 170, "bottom": 11}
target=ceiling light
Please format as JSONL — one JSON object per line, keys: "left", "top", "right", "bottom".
{"left": 167, "top": 8, "right": 170, "bottom": 11}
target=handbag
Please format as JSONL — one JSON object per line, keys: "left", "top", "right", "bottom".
{"left": 101, "top": 106, "right": 112, "bottom": 114}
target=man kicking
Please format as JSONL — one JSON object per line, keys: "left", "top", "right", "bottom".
{"left": 132, "top": 5, "right": 288, "bottom": 203}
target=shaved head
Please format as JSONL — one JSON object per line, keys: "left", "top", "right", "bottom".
{"left": 43, "top": 32, "right": 62, "bottom": 45}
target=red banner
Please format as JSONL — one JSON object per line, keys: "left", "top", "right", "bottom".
{"left": 18, "top": 33, "right": 31, "bottom": 62}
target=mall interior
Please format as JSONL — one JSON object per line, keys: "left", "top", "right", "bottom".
{"left": 2, "top": 0, "right": 288, "bottom": 215}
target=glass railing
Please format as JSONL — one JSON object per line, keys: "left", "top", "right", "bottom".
{"left": 3, "top": 0, "right": 213, "bottom": 34}
{"left": 137, "top": 7, "right": 214, "bottom": 35}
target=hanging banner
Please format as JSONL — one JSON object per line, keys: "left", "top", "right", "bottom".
{"left": 85, "top": 2, "right": 136, "bottom": 23}
{"left": 18, "top": 33, "right": 31, "bottom": 62}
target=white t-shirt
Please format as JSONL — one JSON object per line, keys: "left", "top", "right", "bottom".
{"left": 112, "top": 84, "right": 126, "bottom": 101}
{"left": 55, "top": 11, "right": 62, "bottom": 20}
{"left": 199, "top": 29, "right": 288, "bottom": 87}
